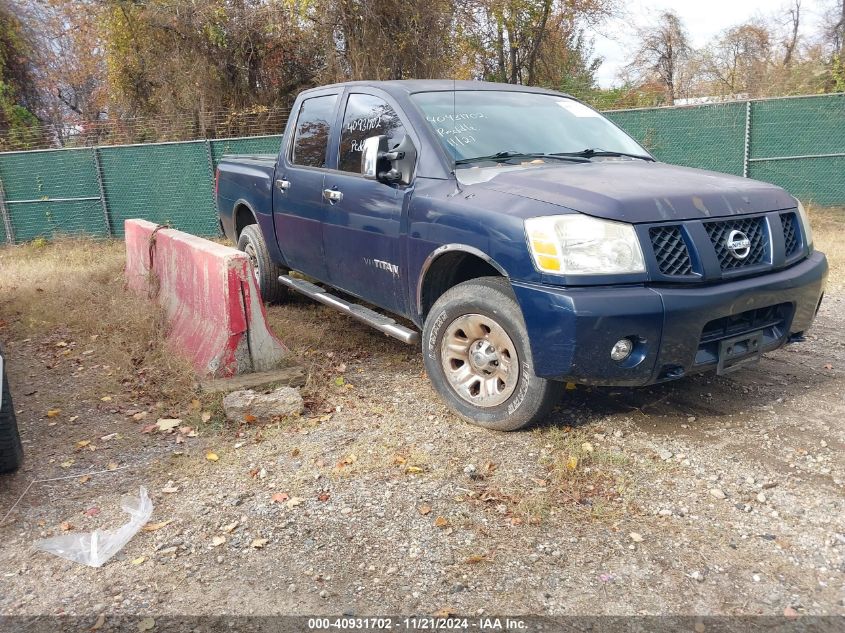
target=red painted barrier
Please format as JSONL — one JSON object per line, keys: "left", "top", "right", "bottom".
{"left": 125, "top": 219, "right": 289, "bottom": 378}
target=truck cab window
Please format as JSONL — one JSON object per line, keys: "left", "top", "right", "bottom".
{"left": 339, "top": 94, "right": 406, "bottom": 174}
{"left": 291, "top": 95, "right": 337, "bottom": 168}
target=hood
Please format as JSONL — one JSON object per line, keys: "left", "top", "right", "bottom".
{"left": 468, "top": 161, "right": 795, "bottom": 222}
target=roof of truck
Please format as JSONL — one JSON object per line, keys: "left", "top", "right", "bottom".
{"left": 299, "top": 79, "right": 571, "bottom": 98}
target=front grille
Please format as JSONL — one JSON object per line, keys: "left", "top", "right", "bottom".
{"left": 780, "top": 212, "right": 800, "bottom": 257}
{"left": 650, "top": 226, "right": 693, "bottom": 275}
{"left": 704, "top": 216, "right": 767, "bottom": 270}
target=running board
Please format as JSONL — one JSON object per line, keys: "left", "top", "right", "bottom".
{"left": 278, "top": 276, "right": 420, "bottom": 345}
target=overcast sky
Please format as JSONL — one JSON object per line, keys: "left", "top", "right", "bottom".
{"left": 592, "top": 0, "right": 830, "bottom": 87}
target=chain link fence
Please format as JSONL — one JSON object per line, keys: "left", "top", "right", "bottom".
{"left": 606, "top": 93, "right": 845, "bottom": 206}
{"left": 0, "top": 93, "right": 842, "bottom": 244}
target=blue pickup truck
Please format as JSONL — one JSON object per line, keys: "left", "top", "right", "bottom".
{"left": 216, "top": 80, "right": 827, "bottom": 431}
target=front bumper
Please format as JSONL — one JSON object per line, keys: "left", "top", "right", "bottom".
{"left": 511, "top": 251, "right": 828, "bottom": 386}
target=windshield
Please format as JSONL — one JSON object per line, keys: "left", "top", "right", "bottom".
{"left": 410, "top": 90, "right": 650, "bottom": 167}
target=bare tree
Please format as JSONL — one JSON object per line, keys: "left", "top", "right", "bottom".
{"left": 703, "top": 21, "right": 773, "bottom": 97}
{"left": 626, "top": 11, "right": 692, "bottom": 105}
{"left": 782, "top": 0, "right": 802, "bottom": 67}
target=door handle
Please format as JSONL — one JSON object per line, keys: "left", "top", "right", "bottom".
{"left": 323, "top": 188, "right": 343, "bottom": 203}
{"left": 275, "top": 178, "right": 291, "bottom": 191}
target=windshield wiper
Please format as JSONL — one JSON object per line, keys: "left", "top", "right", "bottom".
{"left": 552, "top": 148, "right": 655, "bottom": 161}
{"left": 454, "top": 151, "right": 590, "bottom": 165}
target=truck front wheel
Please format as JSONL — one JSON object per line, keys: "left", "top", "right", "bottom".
{"left": 422, "top": 277, "right": 561, "bottom": 431}
{"left": 238, "top": 225, "right": 288, "bottom": 304}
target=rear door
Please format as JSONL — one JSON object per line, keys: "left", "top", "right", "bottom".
{"left": 273, "top": 91, "right": 339, "bottom": 281}
{"left": 321, "top": 91, "right": 414, "bottom": 314}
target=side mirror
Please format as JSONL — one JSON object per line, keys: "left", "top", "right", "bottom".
{"left": 360, "top": 134, "right": 417, "bottom": 185}
{"left": 361, "top": 136, "right": 387, "bottom": 181}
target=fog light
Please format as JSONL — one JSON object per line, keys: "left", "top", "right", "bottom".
{"left": 610, "top": 338, "right": 634, "bottom": 361}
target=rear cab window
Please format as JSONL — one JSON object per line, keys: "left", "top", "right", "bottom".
{"left": 290, "top": 94, "right": 338, "bottom": 168}
{"left": 338, "top": 93, "right": 407, "bottom": 174}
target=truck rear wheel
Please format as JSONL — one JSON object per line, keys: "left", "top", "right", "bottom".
{"left": 238, "top": 224, "right": 288, "bottom": 304}
{"left": 422, "top": 277, "right": 561, "bottom": 431}
{"left": 0, "top": 354, "right": 23, "bottom": 473}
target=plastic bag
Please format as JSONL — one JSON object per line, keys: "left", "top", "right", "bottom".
{"left": 35, "top": 486, "right": 153, "bottom": 567}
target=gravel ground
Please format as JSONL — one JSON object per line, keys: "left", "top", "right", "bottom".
{"left": 0, "top": 258, "right": 843, "bottom": 618}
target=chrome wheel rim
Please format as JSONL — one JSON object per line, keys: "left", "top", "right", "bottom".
{"left": 440, "top": 313, "right": 519, "bottom": 408}
{"left": 244, "top": 242, "right": 260, "bottom": 285}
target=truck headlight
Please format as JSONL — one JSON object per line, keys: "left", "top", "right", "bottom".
{"left": 525, "top": 215, "right": 645, "bottom": 275}
{"left": 795, "top": 200, "right": 814, "bottom": 250}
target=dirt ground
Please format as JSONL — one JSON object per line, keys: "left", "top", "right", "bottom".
{"left": 0, "top": 209, "right": 843, "bottom": 619}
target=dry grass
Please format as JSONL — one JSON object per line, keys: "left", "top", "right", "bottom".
{"left": 808, "top": 205, "right": 844, "bottom": 287}
{"left": 0, "top": 237, "right": 196, "bottom": 404}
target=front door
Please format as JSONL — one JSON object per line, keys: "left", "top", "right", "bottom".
{"left": 321, "top": 92, "right": 412, "bottom": 314}
{"left": 273, "top": 92, "right": 338, "bottom": 281}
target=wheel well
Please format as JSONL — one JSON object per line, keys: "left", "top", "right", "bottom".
{"left": 234, "top": 204, "right": 257, "bottom": 239}
{"left": 420, "top": 251, "right": 503, "bottom": 320}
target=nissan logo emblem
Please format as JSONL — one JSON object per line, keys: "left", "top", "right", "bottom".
{"left": 726, "top": 229, "right": 752, "bottom": 260}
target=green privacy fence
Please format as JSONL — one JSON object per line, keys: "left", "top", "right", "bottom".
{"left": 0, "top": 134, "right": 283, "bottom": 242}
{"left": 606, "top": 93, "right": 845, "bottom": 206}
{"left": 0, "top": 93, "right": 843, "bottom": 244}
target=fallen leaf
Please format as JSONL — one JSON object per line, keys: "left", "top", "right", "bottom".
{"left": 76, "top": 440, "right": 91, "bottom": 448}
{"left": 432, "top": 607, "right": 456, "bottom": 618}
{"left": 286, "top": 496, "right": 303, "bottom": 508}
{"left": 60, "top": 459, "right": 75, "bottom": 469}
{"left": 60, "top": 521, "right": 74, "bottom": 531}
{"left": 250, "top": 538, "right": 268, "bottom": 549}
{"left": 100, "top": 396, "right": 112, "bottom": 402}
{"left": 244, "top": 414, "right": 257, "bottom": 423}
{"left": 131, "top": 556, "right": 146, "bottom": 565}
{"left": 291, "top": 448, "right": 301, "bottom": 457}
{"left": 406, "top": 466, "right": 424, "bottom": 474}
{"left": 201, "top": 411, "right": 212, "bottom": 423}
{"left": 271, "top": 492, "right": 290, "bottom": 503}
{"left": 565, "top": 382, "right": 577, "bottom": 390}
{"left": 465, "top": 554, "right": 486, "bottom": 564}
{"left": 78, "top": 475, "right": 91, "bottom": 484}
{"left": 155, "top": 418, "right": 181, "bottom": 432}
{"left": 68, "top": 416, "right": 79, "bottom": 423}
{"left": 132, "top": 412, "right": 148, "bottom": 421}
{"left": 334, "top": 376, "right": 345, "bottom": 387}
{"left": 206, "top": 452, "right": 219, "bottom": 462}
{"left": 161, "top": 482, "right": 179, "bottom": 494}
{"left": 392, "top": 454, "right": 407, "bottom": 465}
{"left": 418, "top": 505, "right": 432, "bottom": 516}
{"left": 137, "top": 616, "right": 155, "bottom": 631}
{"left": 84, "top": 507, "right": 100, "bottom": 517}
{"left": 434, "top": 516, "right": 449, "bottom": 528}
{"left": 629, "top": 532, "right": 644, "bottom": 543}
{"left": 47, "top": 409, "right": 61, "bottom": 418}
{"left": 143, "top": 519, "right": 173, "bottom": 532}
{"left": 566, "top": 455, "right": 579, "bottom": 471}
{"left": 91, "top": 613, "right": 106, "bottom": 630}
{"left": 106, "top": 462, "right": 118, "bottom": 470}
{"left": 211, "top": 535, "right": 226, "bottom": 547}
{"left": 581, "top": 442, "right": 594, "bottom": 453}
{"left": 190, "top": 398, "right": 201, "bottom": 409}
{"left": 338, "top": 454, "right": 357, "bottom": 467}
{"left": 221, "top": 521, "right": 239, "bottom": 533}
{"left": 317, "top": 492, "right": 331, "bottom": 502}
{"left": 140, "top": 424, "right": 157, "bottom": 434}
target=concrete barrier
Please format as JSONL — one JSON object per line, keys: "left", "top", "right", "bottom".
{"left": 124, "top": 219, "right": 289, "bottom": 378}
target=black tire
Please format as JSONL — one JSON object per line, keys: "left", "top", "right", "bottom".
{"left": 422, "top": 276, "right": 561, "bottom": 431}
{"left": 238, "top": 224, "right": 288, "bottom": 304}
{"left": 0, "top": 353, "right": 23, "bottom": 474}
